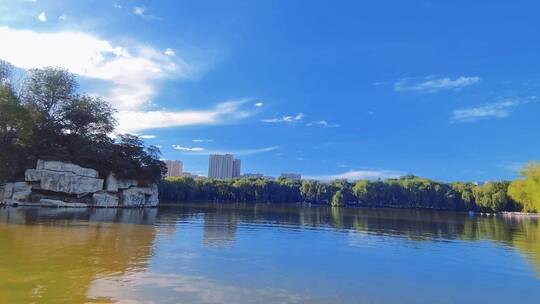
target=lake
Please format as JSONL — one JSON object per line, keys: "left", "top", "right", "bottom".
{"left": 1, "top": 203, "right": 539, "bottom": 303}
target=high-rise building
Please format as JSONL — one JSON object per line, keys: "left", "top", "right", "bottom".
{"left": 208, "top": 154, "right": 235, "bottom": 179}
{"left": 233, "top": 159, "right": 241, "bottom": 178}
{"left": 280, "top": 173, "right": 301, "bottom": 181}
{"left": 208, "top": 154, "right": 242, "bottom": 179}
{"left": 164, "top": 160, "right": 183, "bottom": 177}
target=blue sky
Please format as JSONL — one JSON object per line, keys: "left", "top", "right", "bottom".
{"left": 1, "top": 0, "right": 539, "bottom": 181}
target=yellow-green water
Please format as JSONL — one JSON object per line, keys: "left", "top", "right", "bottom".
{"left": 0, "top": 204, "right": 539, "bottom": 303}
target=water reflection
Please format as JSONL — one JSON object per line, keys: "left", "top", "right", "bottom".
{"left": 159, "top": 203, "right": 540, "bottom": 273}
{"left": 0, "top": 207, "right": 159, "bottom": 303}
{"left": 203, "top": 210, "right": 238, "bottom": 247}
{"left": 88, "top": 272, "right": 335, "bottom": 304}
{"left": 0, "top": 203, "right": 539, "bottom": 303}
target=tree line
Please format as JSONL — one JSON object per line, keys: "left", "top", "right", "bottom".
{"left": 0, "top": 60, "right": 165, "bottom": 184}
{"left": 160, "top": 164, "right": 540, "bottom": 213}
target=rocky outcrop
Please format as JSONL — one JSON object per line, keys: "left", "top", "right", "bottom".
{"left": 39, "top": 198, "right": 89, "bottom": 208}
{"left": 25, "top": 169, "right": 103, "bottom": 195}
{"left": 105, "top": 172, "right": 119, "bottom": 192}
{"left": 36, "top": 159, "right": 99, "bottom": 178}
{"left": 92, "top": 191, "right": 120, "bottom": 208}
{"left": 1, "top": 160, "right": 159, "bottom": 208}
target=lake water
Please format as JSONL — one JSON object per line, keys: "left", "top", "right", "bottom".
{"left": 1, "top": 203, "right": 539, "bottom": 304}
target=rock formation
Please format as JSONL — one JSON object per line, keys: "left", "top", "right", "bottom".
{"left": 0, "top": 160, "right": 159, "bottom": 208}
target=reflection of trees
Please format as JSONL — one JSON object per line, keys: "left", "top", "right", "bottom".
{"left": 162, "top": 203, "right": 540, "bottom": 275}
{"left": 1, "top": 203, "right": 539, "bottom": 303}
{"left": 504, "top": 217, "right": 540, "bottom": 275}
{"left": 0, "top": 208, "right": 158, "bottom": 303}
{"left": 203, "top": 207, "right": 239, "bottom": 247}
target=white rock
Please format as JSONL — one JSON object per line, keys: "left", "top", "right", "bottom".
{"left": 4, "top": 182, "right": 33, "bottom": 202}
{"left": 38, "top": 170, "right": 72, "bottom": 193}
{"left": 39, "top": 198, "right": 88, "bottom": 208}
{"left": 147, "top": 184, "right": 159, "bottom": 207}
{"left": 2, "top": 183, "right": 14, "bottom": 201}
{"left": 11, "top": 190, "right": 32, "bottom": 202}
{"left": 35, "top": 170, "right": 103, "bottom": 195}
{"left": 92, "top": 191, "right": 119, "bottom": 207}
{"left": 105, "top": 172, "right": 119, "bottom": 192}
{"left": 36, "top": 159, "right": 99, "bottom": 178}
{"left": 117, "top": 179, "right": 138, "bottom": 189}
{"left": 13, "top": 182, "right": 32, "bottom": 192}
{"left": 69, "top": 175, "right": 104, "bottom": 195}
{"left": 4, "top": 160, "right": 159, "bottom": 208}
{"left": 25, "top": 169, "right": 43, "bottom": 182}
{"left": 121, "top": 187, "right": 146, "bottom": 207}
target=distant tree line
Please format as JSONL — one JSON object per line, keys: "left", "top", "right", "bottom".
{"left": 0, "top": 60, "right": 165, "bottom": 184}
{"left": 160, "top": 165, "right": 540, "bottom": 213}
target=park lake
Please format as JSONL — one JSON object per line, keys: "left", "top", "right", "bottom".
{"left": 1, "top": 203, "right": 540, "bottom": 303}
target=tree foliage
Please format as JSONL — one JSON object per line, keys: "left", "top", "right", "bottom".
{"left": 159, "top": 174, "right": 530, "bottom": 213}
{"left": 508, "top": 163, "right": 540, "bottom": 212}
{"left": 0, "top": 61, "right": 165, "bottom": 184}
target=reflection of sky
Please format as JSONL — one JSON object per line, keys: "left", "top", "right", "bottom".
{"left": 94, "top": 213, "right": 540, "bottom": 304}
{"left": 2, "top": 206, "right": 539, "bottom": 303}
{"left": 88, "top": 272, "right": 336, "bottom": 304}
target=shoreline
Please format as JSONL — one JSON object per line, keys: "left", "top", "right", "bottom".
{"left": 4, "top": 198, "right": 538, "bottom": 217}
{"left": 159, "top": 200, "right": 540, "bottom": 217}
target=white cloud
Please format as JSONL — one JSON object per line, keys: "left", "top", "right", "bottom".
{"left": 306, "top": 120, "right": 340, "bottom": 128}
{"left": 394, "top": 76, "right": 480, "bottom": 93}
{"left": 451, "top": 97, "right": 536, "bottom": 123}
{"left": 172, "top": 145, "right": 206, "bottom": 152}
{"left": 216, "top": 146, "right": 279, "bottom": 156}
{"left": 0, "top": 26, "right": 186, "bottom": 112}
{"left": 0, "top": 27, "right": 256, "bottom": 133}
{"left": 113, "top": 2, "right": 122, "bottom": 9}
{"left": 28, "top": 0, "right": 37, "bottom": 3}
{"left": 193, "top": 139, "right": 213, "bottom": 143}
{"left": 116, "top": 99, "right": 254, "bottom": 133}
{"left": 174, "top": 145, "right": 279, "bottom": 156}
{"left": 58, "top": 14, "right": 67, "bottom": 21}
{"left": 37, "top": 12, "right": 46, "bottom": 22}
{"left": 254, "top": 102, "right": 264, "bottom": 107}
{"left": 133, "top": 6, "right": 146, "bottom": 15}
{"left": 262, "top": 113, "right": 304, "bottom": 123}
{"left": 164, "top": 48, "right": 175, "bottom": 56}
{"left": 139, "top": 135, "right": 156, "bottom": 139}
{"left": 133, "top": 6, "right": 159, "bottom": 20}
{"left": 306, "top": 169, "right": 403, "bottom": 181}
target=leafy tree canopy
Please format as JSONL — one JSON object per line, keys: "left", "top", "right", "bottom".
{"left": 0, "top": 60, "right": 165, "bottom": 184}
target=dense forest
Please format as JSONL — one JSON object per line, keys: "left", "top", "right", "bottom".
{"left": 0, "top": 60, "right": 165, "bottom": 184}
{"left": 160, "top": 163, "right": 540, "bottom": 213}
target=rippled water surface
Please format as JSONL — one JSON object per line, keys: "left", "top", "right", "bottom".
{"left": 1, "top": 203, "right": 540, "bottom": 303}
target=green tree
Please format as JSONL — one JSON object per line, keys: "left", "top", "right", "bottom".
{"left": 331, "top": 190, "right": 345, "bottom": 206}
{"left": 474, "top": 181, "right": 511, "bottom": 212}
{"left": 0, "top": 61, "right": 165, "bottom": 184}
{"left": 0, "top": 62, "right": 34, "bottom": 181}
{"left": 21, "top": 67, "right": 78, "bottom": 122}
{"left": 508, "top": 163, "right": 540, "bottom": 212}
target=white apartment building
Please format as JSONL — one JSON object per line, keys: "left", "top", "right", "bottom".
{"left": 164, "top": 160, "right": 183, "bottom": 177}
{"left": 208, "top": 154, "right": 242, "bottom": 179}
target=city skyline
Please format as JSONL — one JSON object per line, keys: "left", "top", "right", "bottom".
{"left": 164, "top": 156, "right": 304, "bottom": 180}
{"left": 0, "top": 1, "right": 539, "bottom": 182}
